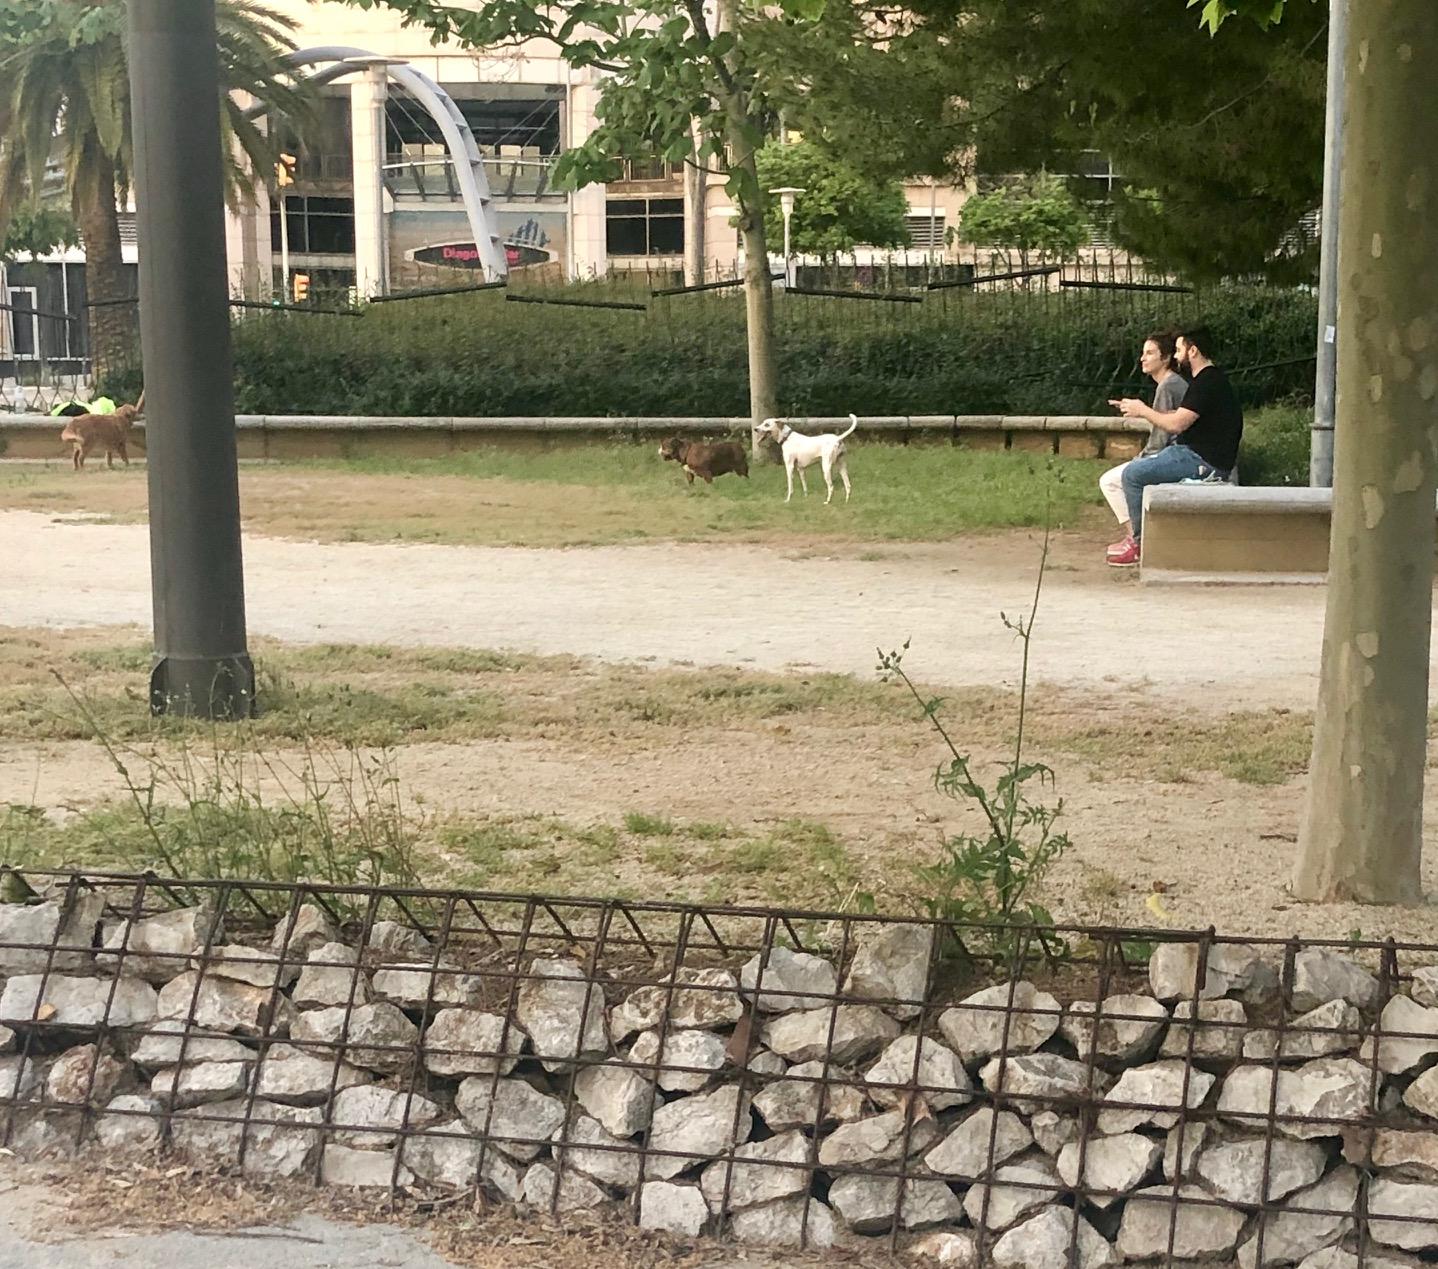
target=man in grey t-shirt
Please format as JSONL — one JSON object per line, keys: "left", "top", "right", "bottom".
{"left": 1100, "top": 331, "right": 1186, "bottom": 557}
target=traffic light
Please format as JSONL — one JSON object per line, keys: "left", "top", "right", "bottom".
{"left": 274, "top": 152, "right": 296, "bottom": 188}
{"left": 292, "top": 273, "right": 310, "bottom": 304}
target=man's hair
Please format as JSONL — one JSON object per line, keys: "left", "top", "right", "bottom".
{"left": 1176, "top": 324, "right": 1218, "bottom": 361}
{"left": 1145, "top": 327, "right": 1180, "bottom": 370}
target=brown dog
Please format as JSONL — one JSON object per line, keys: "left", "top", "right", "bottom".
{"left": 658, "top": 435, "right": 749, "bottom": 485}
{"left": 61, "top": 393, "right": 144, "bottom": 470}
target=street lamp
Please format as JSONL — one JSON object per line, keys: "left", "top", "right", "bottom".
{"left": 769, "top": 186, "right": 804, "bottom": 289}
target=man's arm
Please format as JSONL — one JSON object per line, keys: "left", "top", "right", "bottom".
{"left": 1109, "top": 398, "right": 1200, "bottom": 433}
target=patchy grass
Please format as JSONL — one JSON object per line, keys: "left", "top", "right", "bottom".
{"left": 0, "top": 443, "right": 1105, "bottom": 547}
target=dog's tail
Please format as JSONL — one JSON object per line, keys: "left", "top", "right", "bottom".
{"left": 60, "top": 422, "right": 80, "bottom": 444}
{"left": 839, "top": 413, "right": 859, "bottom": 440}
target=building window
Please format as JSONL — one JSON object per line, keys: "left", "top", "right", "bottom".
{"left": 905, "top": 213, "right": 947, "bottom": 250}
{"left": 606, "top": 197, "right": 684, "bottom": 257}
{"left": 4, "top": 287, "right": 38, "bottom": 358}
{"left": 269, "top": 196, "right": 356, "bottom": 255}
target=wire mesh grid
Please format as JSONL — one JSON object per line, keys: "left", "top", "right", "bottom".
{"left": 0, "top": 869, "right": 1435, "bottom": 1263}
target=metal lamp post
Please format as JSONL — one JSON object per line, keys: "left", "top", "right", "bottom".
{"left": 769, "top": 186, "right": 804, "bottom": 290}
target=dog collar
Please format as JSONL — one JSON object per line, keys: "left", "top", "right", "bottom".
{"left": 778, "top": 424, "right": 793, "bottom": 441}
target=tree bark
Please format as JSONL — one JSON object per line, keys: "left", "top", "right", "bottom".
{"left": 728, "top": 131, "right": 779, "bottom": 455}
{"left": 1293, "top": 0, "right": 1437, "bottom": 903}
{"left": 72, "top": 145, "right": 134, "bottom": 383}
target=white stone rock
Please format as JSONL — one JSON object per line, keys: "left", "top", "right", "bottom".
{"left": 574, "top": 1061, "right": 655, "bottom": 1137}
{"left": 938, "top": 982, "right": 1060, "bottom": 1063}
{"left": 1291, "top": 950, "right": 1380, "bottom": 1012}
{"left": 1195, "top": 1136, "right": 1328, "bottom": 1205}
{"left": 842, "top": 923, "right": 935, "bottom": 1020}
{"left": 320, "top": 1144, "right": 413, "bottom": 1188}
{"left": 271, "top": 905, "right": 336, "bottom": 961}
{"left": 752, "top": 1060, "right": 867, "bottom": 1131}
{"left": 1236, "top": 1165, "right": 1357, "bottom": 1269}
{"left": 0, "top": 1025, "right": 12, "bottom": 1054}
{"left": 1, "top": 974, "right": 157, "bottom": 1029}
{"left": 611, "top": 968, "right": 743, "bottom": 1042}
{"left": 521, "top": 1161, "right": 609, "bottom": 1212}
{"left": 907, "top": 1230, "right": 978, "bottom": 1267}
{"left": 45, "top": 1044, "right": 129, "bottom": 1107}
{"left": 645, "top": 1085, "right": 750, "bottom": 1180}
{"left": 129, "top": 1020, "right": 254, "bottom": 1068}
{"left": 156, "top": 972, "right": 285, "bottom": 1038}
{"left": 171, "top": 1098, "right": 322, "bottom": 1178}
{"left": 1164, "top": 1121, "right": 1211, "bottom": 1181}
{"left": 455, "top": 1075, "right": 566, "bottom": 1161}
{"left": 629, "top": 1028, "right": 726, "bottom": 1092}
{"left": 552, "top": 1113, "right": 642, "bottom": 1190}
{"left": 329, "top": 1084, "right": 443, "bottom": 1148}
{"left": 1117, "top": 1183, "right": 1246, "bottom": 1260}
{"left": 1412, "top": 966, "right": 1438, "bottom": 1009}
{"left": 1219, "top": 1058, "right": 1376, "bottom": 1140}
{"left": 992, "top": 1207, "right": 1119, "bottom": 1269}
{"left": 1162, "top": 998, "right": 1249, "bottom": 1062}
{"left": 1405, "top": 1067, "right": 1438, "bottom": 1119}
{"left": 1031, "top": 1110, "right": 1078, "bottom": 1158}
{"left": 1243, "top": 1000, "right": 1362, "bottom": 1063}
{"left": 962, "top": 1154, "right": 1062, "bottom": 1232}
{"left": 291, "top": 1002, "right": 417, "bottom": 1072}
{"left": 1346, "top": 1126, "right": 1438, "bottom": 1181}
{"left": 201, "top": 944, "right": 298, "bottom": 990}
{"left": 97, "top": 1093, "right": 163, "bottom": 1151}
{"left": 1057, "top": 1132, "right": 1162, "bottom": 1208}
{"left": 0, "top": 1053, "right": 40, "bottom": 1099}
{"left": 828, "top": 1174, "right": 961, "bottom": 1233}
{"left": 0, "top": 893, "right": 104, "bottom": 974}
{"left": 423, "top": 1008, "right": 525, "bottom": 1078}
{"left": 638, "top": 1181, "right": 709, "bottom": 1237}
{"left": 924, "top": 1107, "right": 1033, "bottom": 1180}
{"left": 1363, "top": 995, "right": 1438, "bottom": 1075}
{"left": 762, "top": 1005, "right": 900, "bottom": 1065}
{"left": 728, "top": 1196, "right": 836, "bottom": 1249}
{"left": 746, "top": 1048, "right": 787, "bottom": 1077}
{"left": 817, "top": 1108, "right": 939, "bottom": 1168}
{"left": 371, "top": 963, "right": 484, "bottom": 1010}
{"left": 864, "top": 1035, "right": 972, "bottom": 1111}
{"left": 100, "top": 907, "right": 216, "bottom": 982}
{"left": 701, "top": 1128, "right": 812, "bottom": 1211}
{"left": 1063, "top": 994, "right": 1169, "bottom": 1067}
{"left": 516, "top": 958, "right": 608, "bottom": 1070}
{"left": 1097, "top": 1060, "right": 1215, "bottom": 1134}
{"left": 293, "top": 943, "right": 369, "bottom": 1010}
{"left": 979, "top": 1051, "right": 1101, "bottom": 1107}
{"left": 252, "top": 1044, "right": 369, "bottom": 1104}
{"left": 1298, "top": 1247, "right": 1425, "bottom": 1269}
{"left": 1149, "top": 941, "right": 1262, "bottom": 1002}
{"left": 365, "top": 921, "right": 431, "bottom": 961}
{"left": 396, "top": 1121, "right": 490, "bottom": 1190}
{"left": 1369, "top": 1178, "right": 1438, "bottom": 1251}
{"left": 739, "top": 947, "right": 838, "bottom": 1014}
{"left": 151, "top": 1060, "right": 251, "bottom": 1108}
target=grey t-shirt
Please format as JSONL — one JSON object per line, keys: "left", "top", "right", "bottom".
{"left": 1140, "top": 373, "right": 1187, "bottom": 456}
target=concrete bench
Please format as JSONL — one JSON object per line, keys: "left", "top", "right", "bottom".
{"left": 1140, "top": 485, "right": 1339, "bottom": 583}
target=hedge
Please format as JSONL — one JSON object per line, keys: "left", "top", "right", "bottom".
{"left": 108, "top": 283, "right": 1319, "bottom": 420}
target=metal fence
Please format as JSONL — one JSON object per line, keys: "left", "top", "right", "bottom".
{"left": 1, "top": 869, "right": 1435, "bottom": 1263}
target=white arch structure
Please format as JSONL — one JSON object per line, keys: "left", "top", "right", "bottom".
{"left": 249, "top": 46, "right": 508, "bottom": 283}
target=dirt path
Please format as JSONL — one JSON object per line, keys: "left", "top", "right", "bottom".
{"left": 0, "top": 509, "right": 1350, "bottom": 709}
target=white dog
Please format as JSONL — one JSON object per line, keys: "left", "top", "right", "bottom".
{"left": 755, "top": 414, "right": 857, "bottom": 504}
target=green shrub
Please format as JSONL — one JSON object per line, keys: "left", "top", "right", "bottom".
{"left": 214, "top": 282, "right": 1316, "bottom": 421}
{"left": 1240, "top": 402, "right": 1311, "bottom": 486}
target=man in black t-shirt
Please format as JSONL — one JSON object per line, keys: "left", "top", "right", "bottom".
{"left": 1105, "top": 325, "right": 1244, "bottom": 567}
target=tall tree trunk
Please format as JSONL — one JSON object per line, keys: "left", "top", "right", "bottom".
{"left": 1293, "top": 0, "right": 1437, "bottom": 903}
{"left": 72, "top": 145, "right": 133, "bottom": 384}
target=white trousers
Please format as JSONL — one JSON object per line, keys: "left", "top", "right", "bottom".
{"left": 1099, "top": 461, "right": 1130, "bottom": 524}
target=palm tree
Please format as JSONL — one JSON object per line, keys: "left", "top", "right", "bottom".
{"left": 0, "top": 1, "right": 312, "bottom": 374}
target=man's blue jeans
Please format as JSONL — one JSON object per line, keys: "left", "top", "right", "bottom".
{"left": 1121, "top": 443, "right": 1213, "bottom": 538}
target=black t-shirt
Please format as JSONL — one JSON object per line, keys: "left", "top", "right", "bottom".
{"left": 1178, "top": 365, "right": 1243, "bottom": 471}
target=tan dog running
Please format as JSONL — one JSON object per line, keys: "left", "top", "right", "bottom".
{"left": 61, "top": 393, "right": 144, "bottom": 470}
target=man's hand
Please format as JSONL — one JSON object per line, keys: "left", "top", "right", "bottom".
{"left": 1109, "top": 398, "right": 1149, "bottom": 419}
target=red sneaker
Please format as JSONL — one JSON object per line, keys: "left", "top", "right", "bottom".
{"left": 1107, "top": 537, "right": 1141, "bottom": 567}
{"left": 1106, "top": 534, "right": 1134, "bottom": 558}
